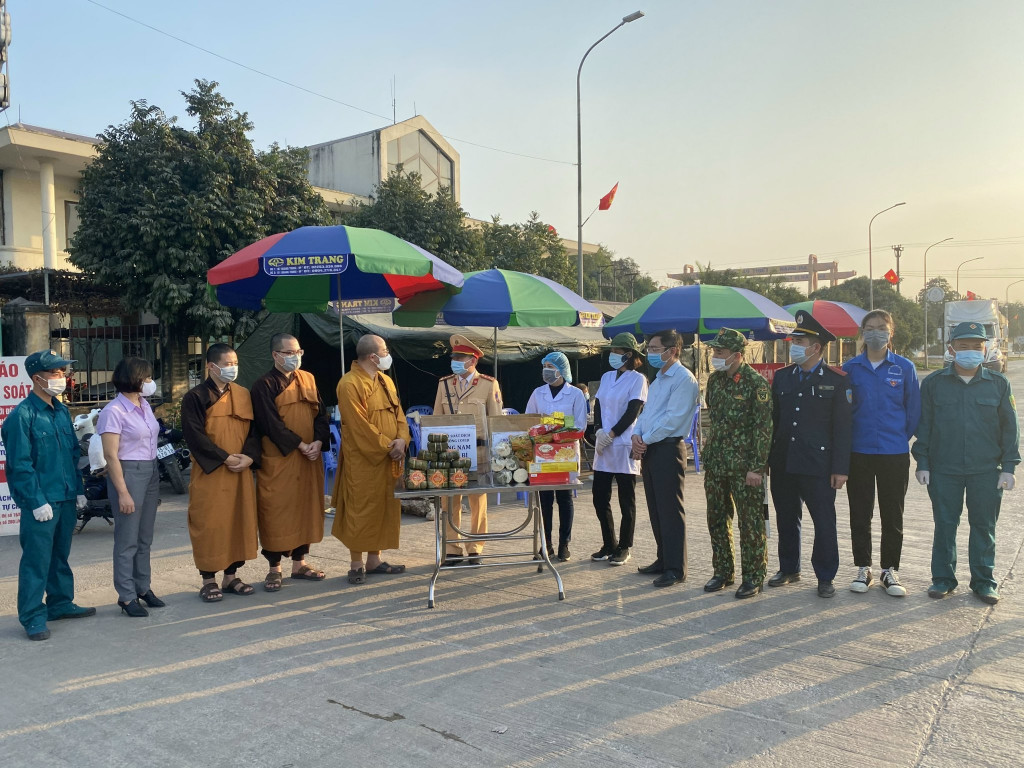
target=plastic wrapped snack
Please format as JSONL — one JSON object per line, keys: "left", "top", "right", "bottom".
{"left": 428, "top": 468, "right": 449, "bottom": 489}
{"left": 494, "top": 469, "right": 513, "bottom": 485}
{"left": 512, "top": 468, "right": 529, "bottom": 484}
{"left": 449, "top": 468, "right": 469, "bottom": 489}
{"left": 494, "top": 441, "right": 513, "bottom": 458}
{"left": 405, "top": 469, "right": 428, "bottom": 490}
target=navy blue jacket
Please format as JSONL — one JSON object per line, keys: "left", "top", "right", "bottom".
{"left": 769, "top": 362, "right": 853, "bottom": 477}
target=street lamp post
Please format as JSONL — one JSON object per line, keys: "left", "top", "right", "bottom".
{"left": 922, "top": 237, "right": 953, "bottom": 370}
{"left": 577, "top": 10, "right": 645, "bottom": 296}
{"left": 955, "top": 256, "right": 984, "bottom": 295}
{"left": 868, "top": 202, "right": 906, "bottom": 310}
{"left": 1006, "top": 279, "right": 1024, "bottom": 359}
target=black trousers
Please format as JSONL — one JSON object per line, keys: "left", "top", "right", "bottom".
{"left": 199, "top": 561, "right": 246, "bottom": 580}
{"left": 261, "top": 545, "right": 310, "bottom": 567}
{"left": 846, "top": 452, "right": 910, "bottom": 570}
{"left": 539, "top": 490, "right": 574, "bottom": 547}
{"left": 640, "top": 440, "right": 687, "bottom": 579}
{"left": 592, "top": 470, "right": 638, "bottom": 551}
{"left": 770, "top": 470, "right": 838, "bottom": 582}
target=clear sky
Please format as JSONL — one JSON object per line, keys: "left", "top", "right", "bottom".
{"left": 8, "top": 1, "right": 1024, "bottom": 300}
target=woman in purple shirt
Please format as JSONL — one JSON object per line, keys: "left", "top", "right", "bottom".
{"left": 97, "top": 357, "right": 164, "bottom": 617}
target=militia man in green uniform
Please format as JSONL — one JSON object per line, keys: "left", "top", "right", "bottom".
{"left": 702, "top": 328, "right": 773, "bottom": 598}
{"left": 433, "top": 334, "right": 503, "bottom": 565}
{"left": 913, "top": 321, "right": 1020, "bottom": 604}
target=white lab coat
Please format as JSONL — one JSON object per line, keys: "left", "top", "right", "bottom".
{"left": 525, "top": 383, "right": 589, "bottom": 463}
{"left": 593, "top": 369, "right": 648, "bottom": 475}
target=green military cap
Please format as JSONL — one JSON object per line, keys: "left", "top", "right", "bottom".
{"left": 25, "top": 349, "right": 76, "bottom": 375}
{"left": 949, "top": 321, "right": 989, "bottom": 341}
{"left": 706, "top": 327, "right": 747, "bottom": 353}
{"left": 608, "top": 331, "right": 643, "bottom": 352}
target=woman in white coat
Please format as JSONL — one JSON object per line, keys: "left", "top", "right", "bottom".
{"left": 525, "top": 352, "right": 588, "bottom": 561}
{"left": 591, "top": 333, "right": 649, "bottom": 566}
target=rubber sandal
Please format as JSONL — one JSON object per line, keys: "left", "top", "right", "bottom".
{"left": 347, "top": 568, "right": 366, "bottom": 584}
{"left": 366, "top": 562, "right": 406, "bottom": 575}
{"left": 291, "top": 564, "right": 326, "bottom": 581}
{"left": 264, "top": 571, "right": 283, "bottom": 592}
{"left": 199, "top": 582, "right": 223, "bottom": 603}
{"left": 222, "top": 578, "right": 255, "bottom": 596}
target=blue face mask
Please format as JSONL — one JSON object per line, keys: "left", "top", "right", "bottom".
{"left": 790, "top": 344, "right": 809, "bottom": 364}
{"left": 647, "top": 352, "right": 665, "bottom": 369}
{"left": 451, "top": 360, "right": 467, "bottom": 375}
{"left": 954, "top": 349, "right": 985, "bottom": 369}
{"left": 609, "top": 353, "right": 625, "bottom": 370}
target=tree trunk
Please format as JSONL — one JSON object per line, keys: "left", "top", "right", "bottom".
{"left": 161, "top": 323, "right": 191, "bottom": 401}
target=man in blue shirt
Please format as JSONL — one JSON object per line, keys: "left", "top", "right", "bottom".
{"left": 913, "top": 321, "right": 1019, "bottom": 604}
{"left": 632, "top": 330, "right": 701, "bottom": 587}
{"left": 1, "top": 350, "right": 93, "bottom": 641}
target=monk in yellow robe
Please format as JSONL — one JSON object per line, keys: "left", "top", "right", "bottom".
{"left": 252, "top": 333, "right": 330, "bottom": 592}
{"left": 181, "top": 343, "right": 260, "bottom": 602}
{"left": 333, "top": 334, "right": 410, "bottom": 584}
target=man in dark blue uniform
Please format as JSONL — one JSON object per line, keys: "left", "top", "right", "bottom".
{"left": 767, "top": 312, "right": 852, "bottom": 597}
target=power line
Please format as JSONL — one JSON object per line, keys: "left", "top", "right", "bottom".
{"left": 82, "top": 0, "right": 575, "bottom": 167}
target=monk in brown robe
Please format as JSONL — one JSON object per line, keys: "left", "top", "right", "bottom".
{"left": 181, "top": 343, "right": 260, "bottom": 602}
{"left": 251, "top": 333, "right": 330, "bottom": 592}
{"left": 333, "top": 334, "right": 410, "bottom": 584}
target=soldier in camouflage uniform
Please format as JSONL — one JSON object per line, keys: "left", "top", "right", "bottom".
{"left": 702, "top": 328, "right": 773, "bottom": 599}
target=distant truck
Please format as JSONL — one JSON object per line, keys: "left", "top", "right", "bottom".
{"left": 944, "top": 299, "right": 1007, "bottom": 372}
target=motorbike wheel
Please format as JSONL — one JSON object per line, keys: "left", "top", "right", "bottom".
{"left": 161, "top": 457, "right": 188, "bottom": 495}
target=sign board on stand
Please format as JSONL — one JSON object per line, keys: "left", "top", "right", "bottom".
{"left": 0, "top": 356, "right": 29, "bottom": 536}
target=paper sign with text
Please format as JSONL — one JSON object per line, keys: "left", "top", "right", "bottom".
{"left": 418, "top": 414, "right": 477, "bottom": 471}
{"left": 0, "top": 357, "right": 29, "bottom": 536}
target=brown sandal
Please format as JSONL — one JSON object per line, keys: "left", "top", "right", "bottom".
{"left": 222, "top": 578, "right": 255, "bottom": 596}
{"left": 264, "top": 571, "right": 283, "bottom": 592}
{"left": 291, "top": 564, "right": 326, "bottom": 581}
{"left": 199, "top": 582, "right": 223, "bottom": 602}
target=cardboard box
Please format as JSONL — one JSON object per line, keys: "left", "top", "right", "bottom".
{"left": 529, "top": 471, "right": 574, "bottom": 486}
{"left": 533, "top": 441, "right": 578, "bottom": 463}
{"left": 528, "top": 462, "right": 578, "bottom": 474}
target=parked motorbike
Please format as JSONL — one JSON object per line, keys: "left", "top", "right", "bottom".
{"left": 72, "top": 411, "right": 113, "bottom": 534}
{"left": 156, "top": 418, "right": 190, "bottom": 495}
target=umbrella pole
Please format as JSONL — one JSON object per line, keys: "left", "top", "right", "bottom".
{"left": 493, "top": 326, "right": 498, "bottom": 382}
{"left": 337, "top": 274, "right": 346, "bottom": 374}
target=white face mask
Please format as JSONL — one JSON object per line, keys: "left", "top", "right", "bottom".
{"left": 37, "top": 375, "right": 67, "bottom": 397}
{"left": 215, "top": 364, "right": 239, "bottom": 382}
{"left": 278, "top": 353, "right": 301, "bottom": 372}
{"left": 376, "top": 353, "right": 393, "bottom": 372}
{"left": 711, "top": 356, "right": 729, "bottom": 372}
{"left": 141, "top": 380, "right": 157, "bottom": 397}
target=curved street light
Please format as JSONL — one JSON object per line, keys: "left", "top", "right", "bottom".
{"left": 955, "top": 256, "right": 984, "bottom": 295}
{"left": 922, "top": 236, "right": 953, "bottom": 369}
{"left": 868, "top": 201, "right": 906, "bottom": 309}
{"left": 577, "top": 11, "right": 645, "bottom": 296}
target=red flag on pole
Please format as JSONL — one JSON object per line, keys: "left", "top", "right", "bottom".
{"left": 598, "top": 182, "right": 619, "bottom": 211}
{"left": 966, "top": 290, "right": 978, "bottom": 300}
{"left": 883, "top": 269, "right": 899, "bottom": 285}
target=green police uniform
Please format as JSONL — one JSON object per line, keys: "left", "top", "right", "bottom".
{"left": 703, "top": 329, "right": 773, "bottom": 587}
{"left": 912, "top": 322, "right": 1020, "bottom": 597}
{"left": 1, "top": 361, "right": 86, "bottom": 634}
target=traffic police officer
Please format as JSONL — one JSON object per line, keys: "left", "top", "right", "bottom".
{"left": 703, "top": 328, "right": 773, "bottom": 599}
{"left": 767, "top": 312, "right": 852, "bottom": 598}
{"left": 433, "top": 334, "right": 503, "bottom": 565}
{"left": 913, "top": 321, "right": 1020, "bottom": 604}
{"left": 1, "top": 350, "right": 94, "bottom": 640}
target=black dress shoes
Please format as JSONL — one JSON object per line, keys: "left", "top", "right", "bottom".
{"left": 467, "top": 556, "right": 482, "bottom": 566}
{"left": 118, "top": 599, "right": 149, "bottom": 617}
{"left": 703, "top": 575, "right": 735, "bottom": 592}
{"left": 735, "top": 581, "right": 763, "bottom": 599}
{"left": 817, "top": 580, "right": 836, "bottom": 598}
{"left": 767, "top": 570, "right": 801, "bottom": 587}
{"left": 638, "top": 561, "right": 664, "bottom": 575}
{"left": 138, "top": 591, "right": 166, "bottom": 608}
{"left": 652, "top": 572, "right": 682, "bottom": 588}
{"left": 443, "top": 554, "right": 465, "bottom": 567}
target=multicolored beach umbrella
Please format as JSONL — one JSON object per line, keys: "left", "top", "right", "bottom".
{"left": 783, "top": 300, "right": 867, "bottom": 338}
{"left": 603, "top": 284, "right": 796, "bottom": 340}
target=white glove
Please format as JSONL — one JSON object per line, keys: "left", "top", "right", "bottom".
{"left": 915, "top": 471, "right": 930, "bottom": 486}
{"left": 998, "top": 472, "right": 1015, "bottom": 491}
{"left": 595, "top": 429, "right": 614, "bottom": 454}
{"left": 77, "top": 495, "right": 88, "bottom": 510}
{"left": 32, "top": 504, "right": 54, "bottom": 522}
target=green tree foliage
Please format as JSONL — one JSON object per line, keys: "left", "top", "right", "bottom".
{"left": 69, "top": 80, "right": 330, "bottom": 397}
{"left": 811, "top": 277, "right": 923, "bottom": 355}
{"left": 582, "top": 246, "right": 659, "bottom": 303}
{"left": 343, "top": 170, "right": 486, "bottom": 274}
{"left": 687, "top": 262, "right": 806, "bottom": 308}
{"left": 480, "top": 213, "right": 573, "bottom": 286}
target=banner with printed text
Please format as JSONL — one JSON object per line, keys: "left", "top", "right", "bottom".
{"left": 0, "top": 357, "right": 29, "bottom": 536}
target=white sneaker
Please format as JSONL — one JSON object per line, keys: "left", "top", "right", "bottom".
{"left": 880, "top": 568, "right": 907, "bottom": 596}
{"left": 850, "top": 566, "right": 873, "bottom": 593}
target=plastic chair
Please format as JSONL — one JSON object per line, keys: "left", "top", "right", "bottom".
{"left": 323, "top": 422, "right": 342, "bottom": 494}
{"left": 407, "top": 405, "right": 434, "bottom": 416}
{"left": 407, "top": 415, "right": 422, "bottom": 456}
{"left": 683, "top": 407, "right": 701, "bottom": 474}
{"left": 502, "top": 407, "right": 519, "bottom": 415}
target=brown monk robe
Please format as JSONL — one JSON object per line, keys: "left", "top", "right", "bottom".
{"left": 251, "top": 334, "right": 330, "bottom": 592}
{"left": 332, "top": 334, "right": 410, "bottom": 584}
{"left": 180, "top": 344, "right": 260, "bottom": 602}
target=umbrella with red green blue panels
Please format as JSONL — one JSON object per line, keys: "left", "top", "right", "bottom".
{"left": 783, "top": 300, "right": 868, "bottom": 338}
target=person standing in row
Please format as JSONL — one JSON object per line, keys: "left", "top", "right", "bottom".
{"left": 702, "top": 328, "right": 773, "bottom": 599}
{"left": 590, "top": 332, "right": 648, "bottom": 567}
{"left": 181, "top": 343, "right": 260, "bottom": 602}
{"left": 333, "top": 334, "right": 411, "bottom": 583}
{"left": 842, "top": 310, "right": 920, "bottom": 597}
{"left": 251, "top": 333, "right": 329, "bottom": 592}
{"left": 98, "top": 357, "right": 165, "bottom": 617}
{"left": 767, "top": 312, "right": 851, "bottom": 598}
{"left": 631, "top": 330, "right": 701, "bottom": 588}
{"left": 2, "top": 350, "right": 93, "bottom": 641}
{"left": 433, "top": 334, "right": 502, "bottom": 566}
{"left": 526, "top": 351, "right": 588, "bottom": 561}
{"left": 913, "top": 321, "right": 1019, "bottom": 605}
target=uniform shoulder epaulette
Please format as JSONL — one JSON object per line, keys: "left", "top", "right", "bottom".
{"left": 826, "top": 365, "right": 847, "bottom": 376}
{"left": 477, "top": 374, "right": 496, "bottom": 382}
{"left": 440, "top": 373, "right": 457, "bottom": 381}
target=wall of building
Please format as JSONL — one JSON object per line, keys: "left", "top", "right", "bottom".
{"left": 0, "top": 168, "right": 80, "bottom": 270}
{"left": 306, "top": 132, "right": 380, "bottom": 198}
